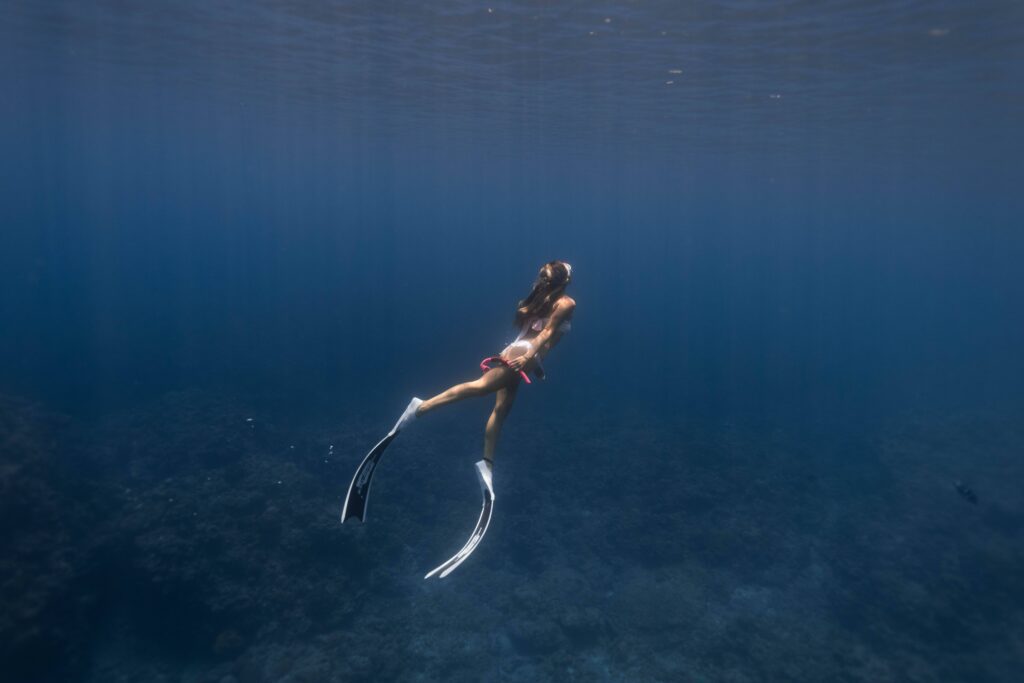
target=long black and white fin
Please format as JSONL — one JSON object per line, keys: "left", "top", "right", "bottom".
{"left": 341, "top": 398, "right": 422, "bottom": 524}
{"left": 424, "top": 460, "right": 495, "bottom": 579}
{"left": 340, "top": 429, "right": 397, "bottom": 523}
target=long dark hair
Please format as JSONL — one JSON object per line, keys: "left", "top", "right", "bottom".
{"left": 514, "top": 261, "right": 572, "bottom": 328}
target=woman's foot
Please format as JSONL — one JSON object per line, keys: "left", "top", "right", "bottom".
{"left": 393, "top": 397, "right": 423, "bottom": 433}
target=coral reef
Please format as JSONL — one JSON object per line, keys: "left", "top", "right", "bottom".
{"left": 1, "top": 391, "right": 1021, "bottom": 681}
{"left": 0, "top": 396, "right": 108, "bottom": 679}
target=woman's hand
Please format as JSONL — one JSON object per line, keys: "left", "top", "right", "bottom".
{"left": 506, "top": 354, "right": 530, "bottom": 372}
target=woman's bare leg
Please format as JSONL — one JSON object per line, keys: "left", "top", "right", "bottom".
{"left": 484, "top": 384, "right": 518, "bottom": 464}
{"left": 417, "top": 368, "right": 514, "bottom": 416}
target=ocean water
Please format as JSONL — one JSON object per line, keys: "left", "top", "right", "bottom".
{"left": 2, "top": 1, "right": 1023, "bottom": 681}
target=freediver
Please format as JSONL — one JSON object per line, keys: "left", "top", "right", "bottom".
{"left": 405, "top": 260, "right": 575, "bottom": 468}
{"left": 342, "top": 261, "right": 576, "bottom": 577}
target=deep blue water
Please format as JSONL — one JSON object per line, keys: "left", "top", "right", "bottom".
{"left": 2, "top": 2, "right": 1023, "bottom": 682}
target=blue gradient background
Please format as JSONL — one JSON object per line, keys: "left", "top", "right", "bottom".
{"left": 1, "top": 2, "right": 1022, "bottom": 681}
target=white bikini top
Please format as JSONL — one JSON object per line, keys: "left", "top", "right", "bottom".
{"left": 511, "top": 316, "right": 572, "bottom": 346}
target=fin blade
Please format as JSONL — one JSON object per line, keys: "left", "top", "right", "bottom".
{"left": 424, "top": 460, "right": 495, "bottom": 579}
{"left": 341, "top": 428, "right": 398, "bottom": 523}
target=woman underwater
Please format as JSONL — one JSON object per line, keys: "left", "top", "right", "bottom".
{"left": 342, "top": 260, "right": 576, "bottom": 578}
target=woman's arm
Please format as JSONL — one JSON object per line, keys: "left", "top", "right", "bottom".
{"left": 507, "top": 297, "right": 575, "bottom": 372}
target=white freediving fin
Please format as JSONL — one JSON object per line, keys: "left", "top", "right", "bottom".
{"left": 392, "top": 397, "right": 423, "bottom": 433}
{"left": 424, "top": 460, "right": 495, "bottom": 579}
{"left": 340, "top": 430, "right": 397, "bottom": 523}
{"left": 341, "top": 397, "right": 422, "bottom": 524}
